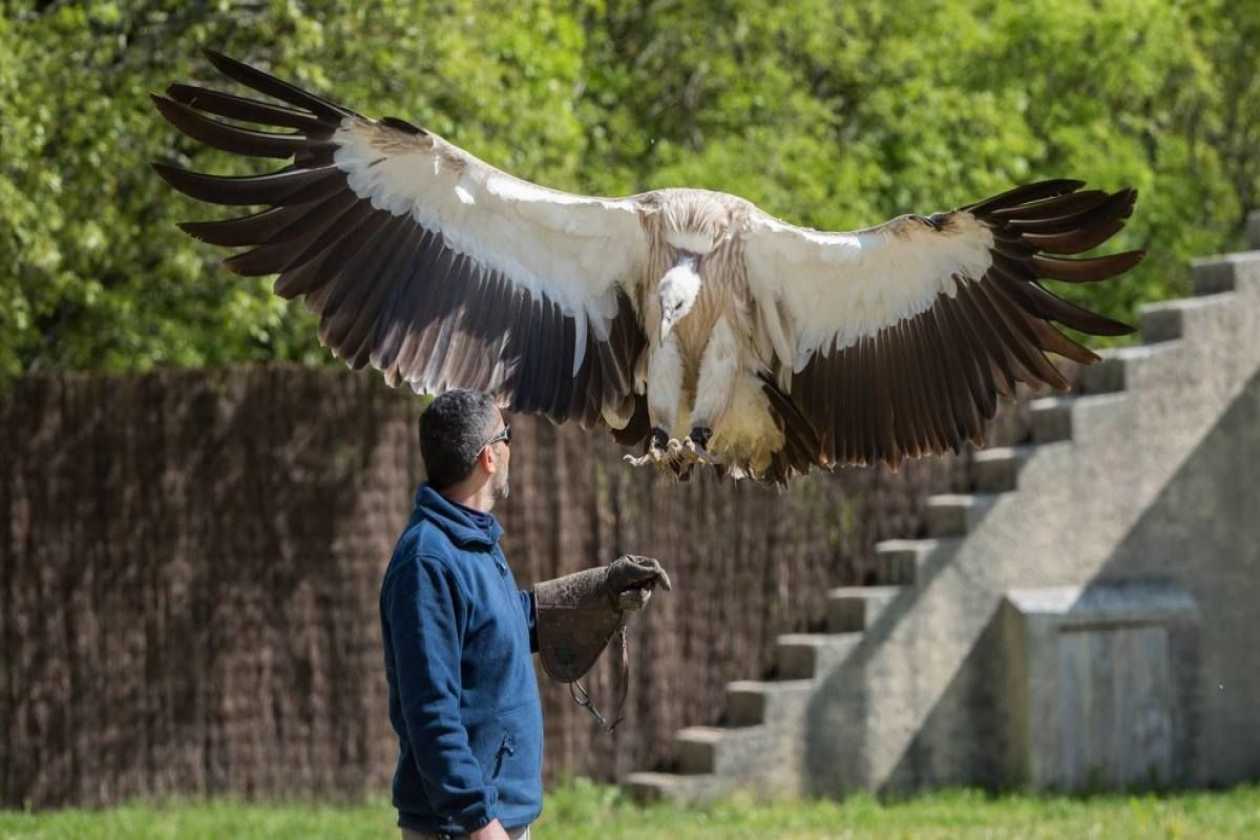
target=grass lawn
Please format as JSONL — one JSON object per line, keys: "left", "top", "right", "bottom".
{"left": 2, "top": 780, "right": 1258, "bottom": 839}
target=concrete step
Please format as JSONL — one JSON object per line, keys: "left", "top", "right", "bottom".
{"left": 1140, "top": 293, "right": 1237, "bottom": 343}
{"left": 675, "top": 724, "right": 790, "bottom": 777}
{"left": 1077, "top": 343, "right": 1183, "bottom": 395}
{"left": 972, "top": 446, "right": 1033, "bottom": 493}
{"left": 1031, "top": 394, "right": 1132, "bottom": 446}
{"left": 872, "top": 538, "right": 938, "bottom": 585}
{"left": 775, "top": 632, "right": 862, "bottom": 679}
{"left": 925, "top": 493, "right": 997, "bottom": 537}
{"left": 725, "top": 679, "right": 814, "bottom": 727}
{"left": 827, "top": 585, "right": 902, "bottom": 633}
{"left": 1192, "top": 251, "right": 1260, "bottom": 296}
{"left": 623, "top": 770, "right": 738, "bottom": 805}
{"left": 1030, "top": 396, "right": 1074, "bottom": 443}
{"left": 675, "top": 726, "right": 728, "bottom": 775}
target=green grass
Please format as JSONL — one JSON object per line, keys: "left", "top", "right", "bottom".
{"left": 2, "top": 780, "right": 1259, "bottom": 839}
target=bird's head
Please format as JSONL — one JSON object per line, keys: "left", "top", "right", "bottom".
{"left": 658, "top": 255, "right": 702, "bottom": 344}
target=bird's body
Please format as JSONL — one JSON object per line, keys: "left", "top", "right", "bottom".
{"left": 154, "top": 53, "right": 1145, "bottom": 484}
{"left": 633, "top": 189, "right": 780, "bottom": 474}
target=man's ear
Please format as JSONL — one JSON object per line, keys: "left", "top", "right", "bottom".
{"left": 478, "top": 444, "right": 498, "bottom": 474}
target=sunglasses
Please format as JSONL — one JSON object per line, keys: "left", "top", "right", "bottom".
{"left": 484, "top": 424, "right": 511, "bottom": 448}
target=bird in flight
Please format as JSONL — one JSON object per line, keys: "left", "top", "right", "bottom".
{"left": 153, "top": 51, "right": 1142, "bottom": 484}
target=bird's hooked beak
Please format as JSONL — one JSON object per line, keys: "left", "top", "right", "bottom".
{"left": 659, "top": 312, "right": 675, "bottom": 345}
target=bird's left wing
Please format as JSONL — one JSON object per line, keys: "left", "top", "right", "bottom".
{"left": 153, "top": 51, "right": 648, "bottom": 431}
{"left": 743, "top": 180, "right": 1143, "bottom": 472}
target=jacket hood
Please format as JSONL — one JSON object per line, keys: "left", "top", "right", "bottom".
{"left": 413, "top": 483, "right": 503, "bottom": 550}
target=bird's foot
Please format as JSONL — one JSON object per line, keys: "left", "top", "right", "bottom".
{"left": 624, "top": 427, "right": 713, "bottom": 476}
{"left": 623, "top": 427, "right": 672, "bottom": 468}
{"left": 681, "top": 427, "right": 717, "bottom": 464}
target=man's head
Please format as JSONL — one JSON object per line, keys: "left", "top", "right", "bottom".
{"left": 419, "top": 390, "right": 512, "bottom": 503}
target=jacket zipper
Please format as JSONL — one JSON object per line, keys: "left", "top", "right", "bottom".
{"left": 493, "top": 733, "right": 516, "bottom": 778}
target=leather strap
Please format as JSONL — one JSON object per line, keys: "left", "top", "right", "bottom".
{"left": 569, "top": 624, "right": 631, "bottom": 732}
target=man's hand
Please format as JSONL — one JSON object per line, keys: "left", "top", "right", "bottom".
{"left": 607, "top": 555, "right": 672, "bottom": 611}
{"left": 470, "top": 818, "right": 510, "bottom": 840}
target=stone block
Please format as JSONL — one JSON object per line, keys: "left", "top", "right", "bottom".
{"left": 1029, "top": 396, "right": 1074, "bottom": 443}
{"left": 776, "top": 633, "right": 862, "bottom": 679}
{"left": 925, "top": 494, "right": 995, "bottom": 537}
{"left": 827, "top": 586, "right": 902, "bottom": 633}
{"left": 675, "top": 724, "right": 802, "bottom": 784}
{"left": 725, "top": 680, "right": 814, "bottom": 727}
{"left": 1001, "top": 582, "right": 1199, "bottom": 792}
{"left": 1192, "top": 251, "right": 1260, "bottom": 296}
{"left": 1062, "top": 393, "right": 1132, "bottom": 448}
{"left": 872, "top": 539, "right": 935, "bottom": 585}
{"left": 973, "top": 447, "right": 1031, "bottom": 492}
{"left": 622, "top": 771, "right": 738, "bottom": 805}
{"left": 1076, "top": 344, "right": 1182, "bottom": 396}
{"left": 1140, "top": 294, "right": 1237, "bottom": 344}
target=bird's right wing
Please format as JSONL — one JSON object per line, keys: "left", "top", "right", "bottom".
{"left": 153, "top": 51, "right": 648, "bottom": 431}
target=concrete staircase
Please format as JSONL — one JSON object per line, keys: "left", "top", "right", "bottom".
{"left": 625, "top": 582, "right": 905, "bottom": 803}
{"left": 626, "top": 212, "right": 1260, "bottom": 803}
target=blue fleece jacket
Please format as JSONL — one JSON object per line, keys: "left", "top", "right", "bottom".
{"left": 380, "top": 484, "right": 543, "bottom": 835}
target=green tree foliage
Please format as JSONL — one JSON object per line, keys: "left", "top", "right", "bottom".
{"left": 1, "top": 0, "right": 1256, "bottom": 378}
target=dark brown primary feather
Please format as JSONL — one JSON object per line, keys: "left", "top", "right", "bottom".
{"left": 772, "top": 179, "right": 1142, "bottom": 481}
{"left": 153, "top": 51, "right": 646, "bottom": 441}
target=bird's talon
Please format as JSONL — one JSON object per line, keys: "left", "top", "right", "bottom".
{"left": 626, "top": 427, "right": 682, "bottom": 470}
{"left": 683, "top": 427, "right": 717, "bottom": 464}
{"left": 683, "top": 441, "right": 710, "bottom": 464}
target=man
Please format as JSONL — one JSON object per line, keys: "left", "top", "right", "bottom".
{"left": 380, "top": 390, "right": 669, "bottom": 839}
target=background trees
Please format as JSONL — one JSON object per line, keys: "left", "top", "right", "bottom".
{"left": 1, "top": 0, "right": 1255, "bottom": 379}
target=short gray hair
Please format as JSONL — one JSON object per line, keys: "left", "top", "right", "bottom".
{"left": 418, "top": 390, "right": 499, "bottom": 489}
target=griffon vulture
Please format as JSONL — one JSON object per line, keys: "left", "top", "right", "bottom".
{"left": 153, "top": 52, "right": 1144, "bottom": 484}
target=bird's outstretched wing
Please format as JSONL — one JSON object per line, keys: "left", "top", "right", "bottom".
{"left": 743, "top": 180, "right": 1142, "bottom": 472}
{"left": 153, "top": 51, "right": 647, "bottom": 431}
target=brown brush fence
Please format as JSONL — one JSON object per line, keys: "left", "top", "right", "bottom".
{"left": 0, "top": 364, "right": 1050, "bottom": 808}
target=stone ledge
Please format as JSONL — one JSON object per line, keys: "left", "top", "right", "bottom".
{"left": 776, "top": 632, "right": 862, "bottom": 679}
{"left": 925, "top": 493, "right": 998, "bottom": 537}
{"left": 1140, "top": 293, "right": 1238, "bottom": 343}
{"left": 973, "top": 446, "right": 1032, "bottom": 492}
{"left": 1191, "top": 250, "right": 1260, "bottom": 296}
{"left": 1077, "top": 343, "right": 1182, "bottom": 395}
{"left": 725, "top": 679, "right": 814, "bottom": 727}
{"left": 1030, "top": 396, "right": 1074, "bottom": 443}
{"left": 622, "top": 771, "right": 736, "bottom": 805}
{"left": 872, "top": 539, "right": 938, "bottom": 585}
{"left": 1004, "top": 581, "right": 1198, "bottom": 626}
{"left": 827, "top": 585, "right": 902, "bottom": 632}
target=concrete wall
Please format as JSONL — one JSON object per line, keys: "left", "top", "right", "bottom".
{"left": 803, "top": 242, "right": 1260, "bottom": 794}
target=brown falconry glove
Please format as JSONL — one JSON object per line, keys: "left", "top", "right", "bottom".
{"left": 532, "top": 555, "right": 671, "bottom": 730}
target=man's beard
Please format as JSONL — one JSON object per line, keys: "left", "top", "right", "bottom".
{"left": 492, "top": 464, "right": 510, "bottom": 500}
